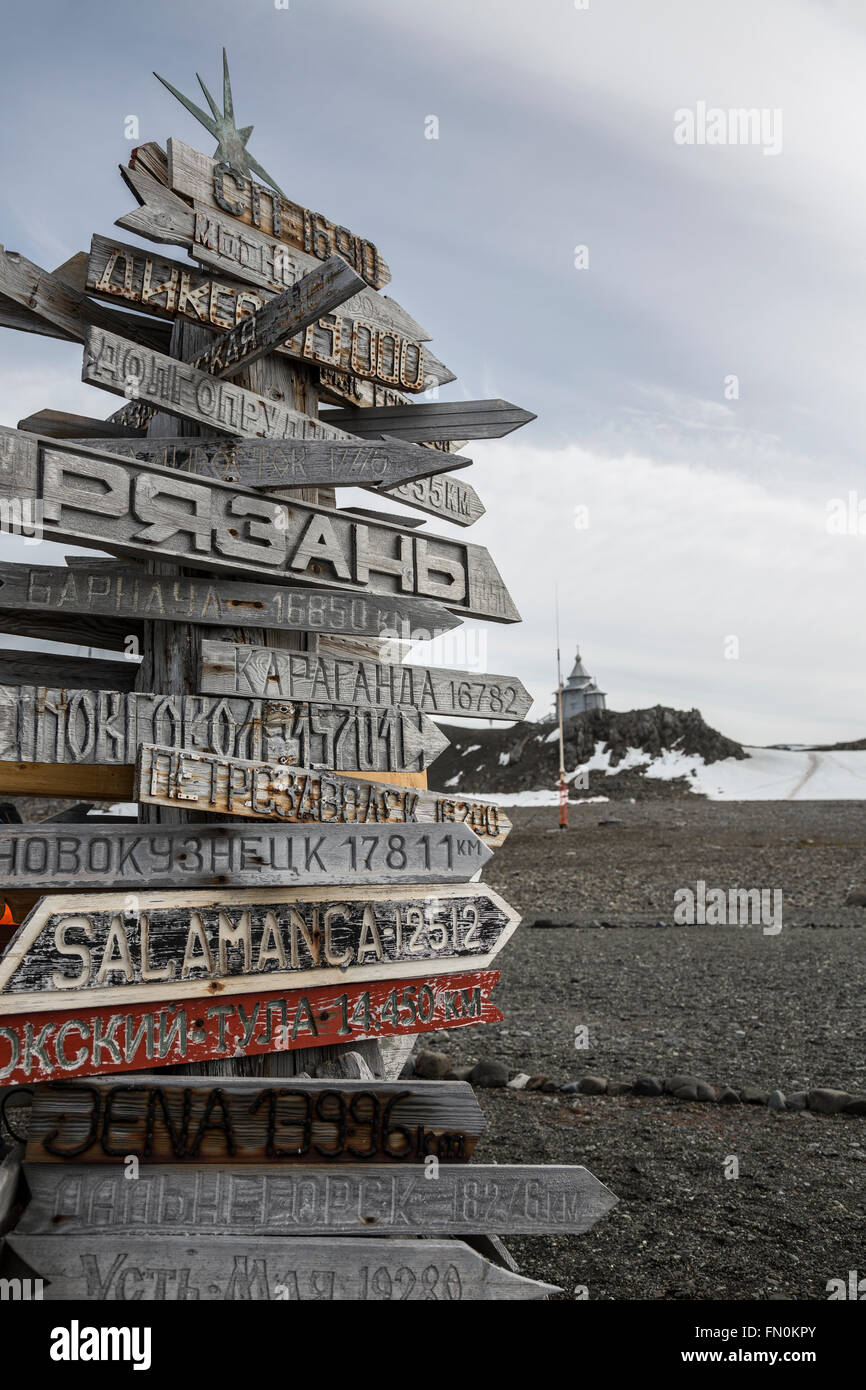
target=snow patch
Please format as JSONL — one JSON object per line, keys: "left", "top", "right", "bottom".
{"left": 461, "top": 744, "right": 481, "bottom": 758}
{"left": 498, "top": 751, "right": 511, "bottom": 767}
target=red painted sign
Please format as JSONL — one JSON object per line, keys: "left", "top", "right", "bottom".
{"left": 0, "top": 971, "right": 500, "bottom": 1085}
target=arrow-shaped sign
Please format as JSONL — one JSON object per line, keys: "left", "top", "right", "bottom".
{"left": 64, "top": 435, "right": 471, "bottom": 491}
{"left": 0, "top": 684, "right": 450, "bottom": 773}
{"left": 320, "top": 398, "right": 537, "bottom": 441}
{"left": 0, "top": 883, "right": 519, "bottom": 1012}
{"left": 0, "top": 427, "right": 520, "bottom": 621}
{"left": 135, "top": 743, "right": 512, "bottom": 847}
{"left": 86, "top": 234, "right": 454, "bottom": 391}
{"left": 0, "top": 560, "right": 459, "bottom": 645}
{"left": 199, "top": 639, "right": 532, "bottom": 720}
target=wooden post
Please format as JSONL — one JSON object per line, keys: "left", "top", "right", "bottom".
{"left": 136, "top": 319, "right": 391, "bottom": 1079}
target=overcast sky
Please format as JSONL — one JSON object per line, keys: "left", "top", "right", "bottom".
{"left": 1, "top": 0, "right": 864, "bottom": 745}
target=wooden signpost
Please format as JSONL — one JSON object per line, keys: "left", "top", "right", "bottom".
{"left": 167, "top": 137, "right": 391, "bottom": 289}
{"left": 0, "top": 649, "right": 138, "bottom": 691}
{"left": 83, "top": 326, "right": 350, "bottom": 441}
{"left": 18, "top": 1163, "right": 617, "bottom": 1238}
{"left": 117, "top": 163, "right": 428, "bottom": 341}
{"left": 0, "top": 427, "right": 521, "bottom": 622}
{"left": 135, "top": 744, "right": 512, "bottom": 847}
{"left": 67, "top": 434, "right": 470, "bottom": 489}
{"left": 0, "top": 970, "right": 503, "bottom": 1085}
{"left": 199, "top": 640, "right": 532, "bottom": 720}
{"left": 0, "top": 820, "right": 490, "bottom": 893}
{"left": 7, "top": 1235, "right": 557, "bottom": 1300}
{"left": 0, "top": 561, "right": 460, "bottom": 644}
{"left": 24, "top": 1075, "right": 487, "bottom": 1164}
{"left": 86, "top": 234, "right": 455, "bottom": 392}
{"left": 381, "top": 473, "right": 486, "bottom": 528}
{"left": 0, "top": 684, "right": 451, "bottom": 773}
{"left": 320, "top": 398, "right": 537, "bottom": 441}
{"left": 0, "top": 54, "right": 617, "bottom": 1303}
{"left": 0, "top": 245, "right": 171, "bottom": 354}
{"left": 0, "top": 883, "right": 518, "bottom": 1012}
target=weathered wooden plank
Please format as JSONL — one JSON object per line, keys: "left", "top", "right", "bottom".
{"left": 0, "top": 1144, "right": 22, "bottom": 1231}
{"left": 321, "top": 398, "right": 536, "bottom": 441}
{"left": 83, "top": 326, "right": 350, "bottom": 441}
{"left": 0, "top": 684, "right": 451, "bottom": 772}
{"left": 0, "top": 247, "right": 170, "bottom": 354}
{"left": 25, "top": 1075, "right": 486, "bottom": 1164}
{"left": 135, "top": 744, "right": 511, "bottom": 847}
{"left": 0, "top": 428, "right": 520, "bottom": 622}
{"left": 185, "top": 255, "right": 366, "bottom": 378}
{"left": 0, "top": 561, "right": 460, "bottom": 642}
{"left": 0, "top": 969, "right": 502, "bottom": 1084}
{"left": 70, "top": 435, "right": 469, "bottom": 489}
{"left": 0, "top": 883, "right": 516, "bottom": 1013}
{"left": 0, "top": 820, "right": 490, "bottom": 892}
{"left": 380, "top": 473, "right": 485, "bottom": 528}
{"left": 117, "top": 165, "right": 428, "bottom": 342}
{"left": 19, "top": 1163, "right": 616, "bottom": 1238}
{"left": 0, "top": 649, "right": 139, "bottom": 691}
{"left": 0, "top": 611, "right": 143, "bottom": 654}
{"left": 16, "top": 409, "right": 139, "bottom": 439}
{"left": 168, "top": 137, "right": 391, "bottom": 290}
{"left": 199, "top": 640, "right": 532, "bottom": 721}
{"left": 98, "top": 256, "right": 375, "bottom": 438}
{"left": 8, "top": 1233, "right": 555, "bottom": 1300}
{"left": 86, "top": 235, "right": 453, "bottom": 391}
{"left": 0, "top": 764, "right": 132, "bottom": 799}
{"left": 341, "top": 506, "right": 426, "bottom": 528}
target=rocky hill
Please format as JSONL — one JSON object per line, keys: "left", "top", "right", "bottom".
{"left": 430, "top": 705, "right": 747, "bottom": 801}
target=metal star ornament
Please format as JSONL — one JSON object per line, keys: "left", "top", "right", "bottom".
{"left": 154, "top": 48, "right": 286, "bottom": 197}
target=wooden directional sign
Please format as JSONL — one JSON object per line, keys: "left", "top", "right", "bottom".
{"left": 8, "top": 1234, "right": 556, "bottom": 1301}
{"left": 0, "top": 969, "right": 502, "bottom": 1084}
{"left": 321, "top": 398, "right": 537, "bottom": 442}
{"left": 0, "top": 561, "right": 460, "bottom": 644}
{"left": 136, "top": 744, "right": 512, "bottom": 848}
{"left": 118, "top": 164, "right": 427, "bottom": 342}
{"left": 0, "top": 648, "right": 138, "bottom": 691}
{"left": 16, "top": 407, "right": 135, "bottom": 439}
{"left": 19, "top": 1163, "right": 616, "bottom": 1238}
{"left": 0, "top": 245, "right": 169, "bottom": 354}
{"left": 25, "top": 1075, "right": 486, "bottom": 1164}
{"left": 200, "top": 640, "right": 532, "bottom": 721}
{"left": 168, "top": 137, "right": 391, "bottom": 289}
{"left": 0, "top": 884, "right": 517, "bottom": 1013}
{"left": 83, "top": 326, "right": 349, "bottom": 441}
{"left": 0, "top": 428, "right": 520, "bottom": 622}
{"left": 69, "top": 435, "right": 470, "bottom": 490}
{"left": 381, "top": 473, "right": 485, "bottom": 528}
{"left": 0, "top": 683, "right": 450, "bottom": 773}
{"left": 0, "top": 820, "right": 491, "bottom": 892}
{"left": 87, "top": 235, "right": 454, "bottom": 392}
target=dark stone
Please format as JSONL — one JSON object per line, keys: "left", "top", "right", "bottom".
{"left": 578, "top": 1075, "right": 608, "bottom": 1095}
{"left": 634, "top": 1075, "right": 664, "bottom": 1096}
{"left": 413, "top": 1049, "right": 452, "bottom": 1080}
{"left": 843, "top": 1096, "right": 866, "bottom": 1116}
{"left": 717, "top": 1086, "right": 740, "bottom": 1104}
{"left": 740, "top": 1085, "right": 769, "bottom": 1105}
{"left": 807, "top": 1088, "right": 852, "bottom": 1115}
{"left": 607, "top": 1080, "right": 633, "bottom": 1097}
{"left": 469, "top": 1059, "right": 510, "bottom": 1088}
{"left": 664, "top": 1074, "right": 699, "bottom": 1095}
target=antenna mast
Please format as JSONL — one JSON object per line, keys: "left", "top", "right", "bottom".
{"left": 555, "top": 585, "right": 567, "bottom": 829}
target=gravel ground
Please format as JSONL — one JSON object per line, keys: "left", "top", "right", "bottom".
{"left": 427, "top": 800, "right": 866, "bottom": 1300}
